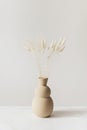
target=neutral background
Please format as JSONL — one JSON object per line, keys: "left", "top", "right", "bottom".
{"left": 0, "top": 0, "right": 87, "bottom": 106}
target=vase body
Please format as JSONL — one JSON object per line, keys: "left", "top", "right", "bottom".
{"left": 32, "top": 77, "right": 53, "bottom": 118}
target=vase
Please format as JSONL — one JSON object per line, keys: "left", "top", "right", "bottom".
{"left": 32, "top": 77, "right": 53, "bottom": 118}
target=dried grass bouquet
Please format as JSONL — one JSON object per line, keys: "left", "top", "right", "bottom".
{"left": 25, "top": 39, "right": 65, "bottom": 78}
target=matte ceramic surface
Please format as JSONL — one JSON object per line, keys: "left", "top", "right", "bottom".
{"left": 32, "top": 77, "right": 53, "bottom": 118}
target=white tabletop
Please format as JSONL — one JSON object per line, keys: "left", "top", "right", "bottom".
{"left": 0, "top": 106, "right": 87, "bottom": 130}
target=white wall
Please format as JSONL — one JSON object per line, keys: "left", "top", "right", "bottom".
{"left": 0, "top": 0, "right": 87, "bottom": 106}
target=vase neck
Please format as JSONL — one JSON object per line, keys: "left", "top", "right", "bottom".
{"left": 39, "top": 77, "right": 48, "bottom": 86}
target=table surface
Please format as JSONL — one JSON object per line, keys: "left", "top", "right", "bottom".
{"left": 0, "top": 106, "right": 87, "bottom": 130}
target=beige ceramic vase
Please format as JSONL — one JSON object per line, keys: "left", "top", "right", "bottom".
{"left": 32, "top": 77, "right": 53, "bottom": 118}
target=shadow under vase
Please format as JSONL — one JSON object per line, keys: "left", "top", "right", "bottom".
{"left": 51, "top": 109, "right": 87, "bottom": 118}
